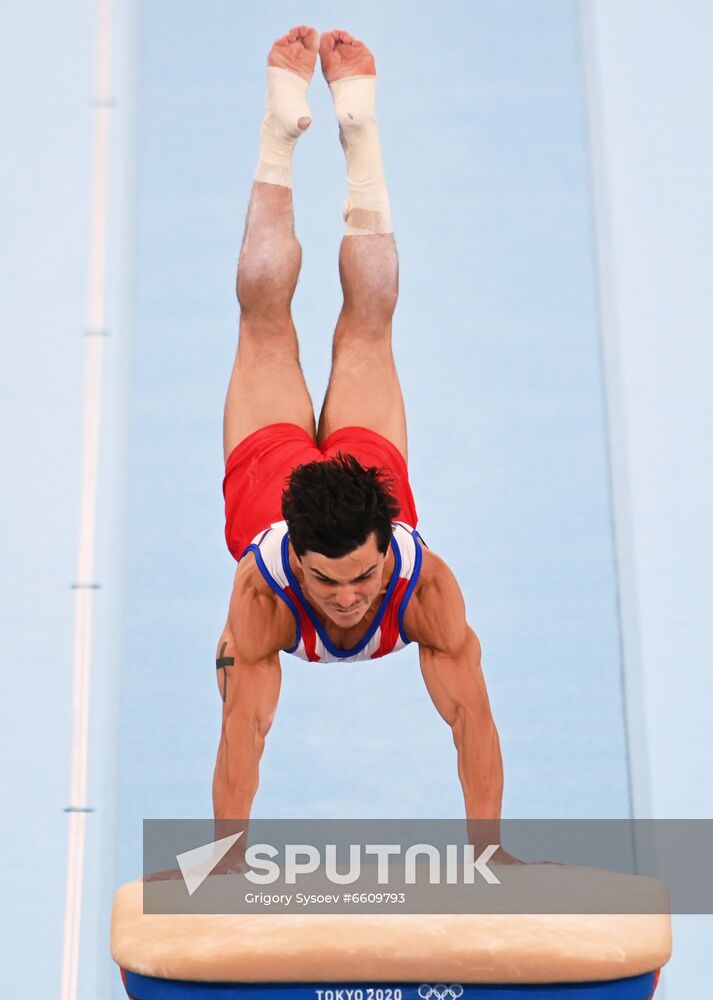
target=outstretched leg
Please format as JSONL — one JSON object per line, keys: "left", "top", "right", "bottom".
{"left": 316, "top": 31, "right": 408, "bottom": 463}
{"left": 223, "top": 26, "right": 319, "bottom": 463}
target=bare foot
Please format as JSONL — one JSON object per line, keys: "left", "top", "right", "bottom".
{"left": 268, "top": 25, "right": 319, "bottom": 80}
{"left": 319, "top": 29, "right": 376, "bottom": 84}
{"left": 267, "top": 25, "right": 319, "bottom": 130}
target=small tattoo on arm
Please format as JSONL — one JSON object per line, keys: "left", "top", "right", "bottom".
{"left": 216, "top": 640, "right": 235, "bottom": 703}
{"left": 216, "top": 641, "right": 235, "bottom": 670}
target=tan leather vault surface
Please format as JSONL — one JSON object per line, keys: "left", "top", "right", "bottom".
{"left": 111, "top": 867, "right": 671, "bottom": 984}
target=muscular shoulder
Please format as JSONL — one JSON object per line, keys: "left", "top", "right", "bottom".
{"left": 402, "top": 547, "right": 469, "bottom": 655}
{"left": 227, "top": 552, "right": 295, "bottom": 661}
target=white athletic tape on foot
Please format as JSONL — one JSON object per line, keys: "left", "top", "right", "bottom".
{"left": 254, "top": 66, "right": 311, "bottom": 188}
{"left": 329, "top": 74, "right": 393, "bottom": 235}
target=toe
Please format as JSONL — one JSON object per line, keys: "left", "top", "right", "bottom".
{"left": 302, "top": 26, "right": 320, "bottom": 52}
{"left": 319, "top": 31, "right": 337, "bottom": 54}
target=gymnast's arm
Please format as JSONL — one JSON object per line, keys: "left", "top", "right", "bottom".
{"left": 212, "top": 576, "right": 283, "bottom": 821}
{"left": 412, "top": 553, "right": 514, "bottom": 858}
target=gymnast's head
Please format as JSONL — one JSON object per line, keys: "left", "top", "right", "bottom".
{"left": 282, "top": 452, "right": 401, "bottom": 626}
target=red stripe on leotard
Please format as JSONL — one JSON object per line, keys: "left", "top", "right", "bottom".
{"left": 373, "top": 577, "right": 410, "bottom": 659}
{"left": 285, "top": 585, "right": 321, "bottom": 661}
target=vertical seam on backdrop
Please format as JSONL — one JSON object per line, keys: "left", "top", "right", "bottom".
{"left": 61, "top": 1, "right": 113, "bottom": 998}
{"left": 576, "top": 0, "right": 651, "bottom": 836}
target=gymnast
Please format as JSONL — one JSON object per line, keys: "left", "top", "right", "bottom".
{"left": 215, "top": 25, "right": 512, "bottom": 862}
{"left": 115, "top": 26, "right": 670, "bottom": 998}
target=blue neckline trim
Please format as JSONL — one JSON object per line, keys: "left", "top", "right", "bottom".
{"left": 281, "top": 530, "right": 402, "bottom": 659}
{"left": 397, "top": 528, "right": 423, "bottom": 644}
{"left": 238, "top": 527, "right": 271, "bottom": 563}
{"left": 242, "top": 537, "right": 301, "bottom": 654}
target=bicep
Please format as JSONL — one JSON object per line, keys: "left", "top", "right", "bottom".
{"left": 217, "top": 561, "right": 283, "bottom": 707}
{"left": 215, "top": 599, "right": 282, "bottom": 724}
{"left": 215, "top": 623, "right": 235, "bottom": 702}
{"left": 418, "top": 627, "right": 489, "bottom": 728}
{"left": 221, "top": 646, "right": 283, "bottom": 738}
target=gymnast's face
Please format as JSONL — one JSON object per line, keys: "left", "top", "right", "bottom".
{"left": 298, "top": 531, "right": 387, "bottom": 627}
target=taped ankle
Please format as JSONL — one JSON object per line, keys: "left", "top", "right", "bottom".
{"left": 254, "top": 67, "right": 311, "bottom": 188}
{"left": 329, "top": 74, "right": 393, "bottom": 235}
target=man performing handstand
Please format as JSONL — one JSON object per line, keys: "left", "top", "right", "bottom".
{"left": 214, "top": 26, "right": 509, "bottom": 854}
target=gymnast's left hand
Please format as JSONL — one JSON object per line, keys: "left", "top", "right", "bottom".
{"left": 489, "top": 848, "right": 564, "bottom": 866}
{"left": 489, "top": 847, "right": 525, "bottom": 865}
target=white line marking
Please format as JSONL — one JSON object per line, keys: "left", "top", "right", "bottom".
{"left": 61, "top": 0, "right": 113, "bottom": 997}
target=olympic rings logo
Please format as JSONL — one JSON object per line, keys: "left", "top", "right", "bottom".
{"left": 418, "top": 987, "right": 464, "bottom": 999}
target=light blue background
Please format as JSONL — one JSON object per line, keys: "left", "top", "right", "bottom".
{"left": 1, "top": 1, "right": 710, "bottom": 997}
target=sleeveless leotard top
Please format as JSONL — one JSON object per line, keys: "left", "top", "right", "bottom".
{"left": 240, "top": 520, "right": 425, "bottom": 663}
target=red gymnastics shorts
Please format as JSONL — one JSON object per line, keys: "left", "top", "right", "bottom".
{"left": 223, "top": 423, "right": 419, "bottom": 562}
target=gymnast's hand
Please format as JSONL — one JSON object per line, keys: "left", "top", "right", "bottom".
{"left": 141, "top": 850, "right": 250, "bottom": 883}
{"left": 142, "top": 825, "right": 250, "bottom": 883}
{"left": 490, "top": 847, "right": 565, "bottom": 867}
{"left": 141, "top": 867, "right": 184, "bottom": 882}
{"left": 485, "top": 845, "right": 566, "bottom": 866}
{"left": 490, "top": 847, "right": 525, "bottom": 865}
{"left": 209, "top": 851, "right": 251, "bottom": 876}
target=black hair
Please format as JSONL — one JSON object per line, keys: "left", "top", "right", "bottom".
{"left": 281, "top": 451, "right": 401, "bottom": 559}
